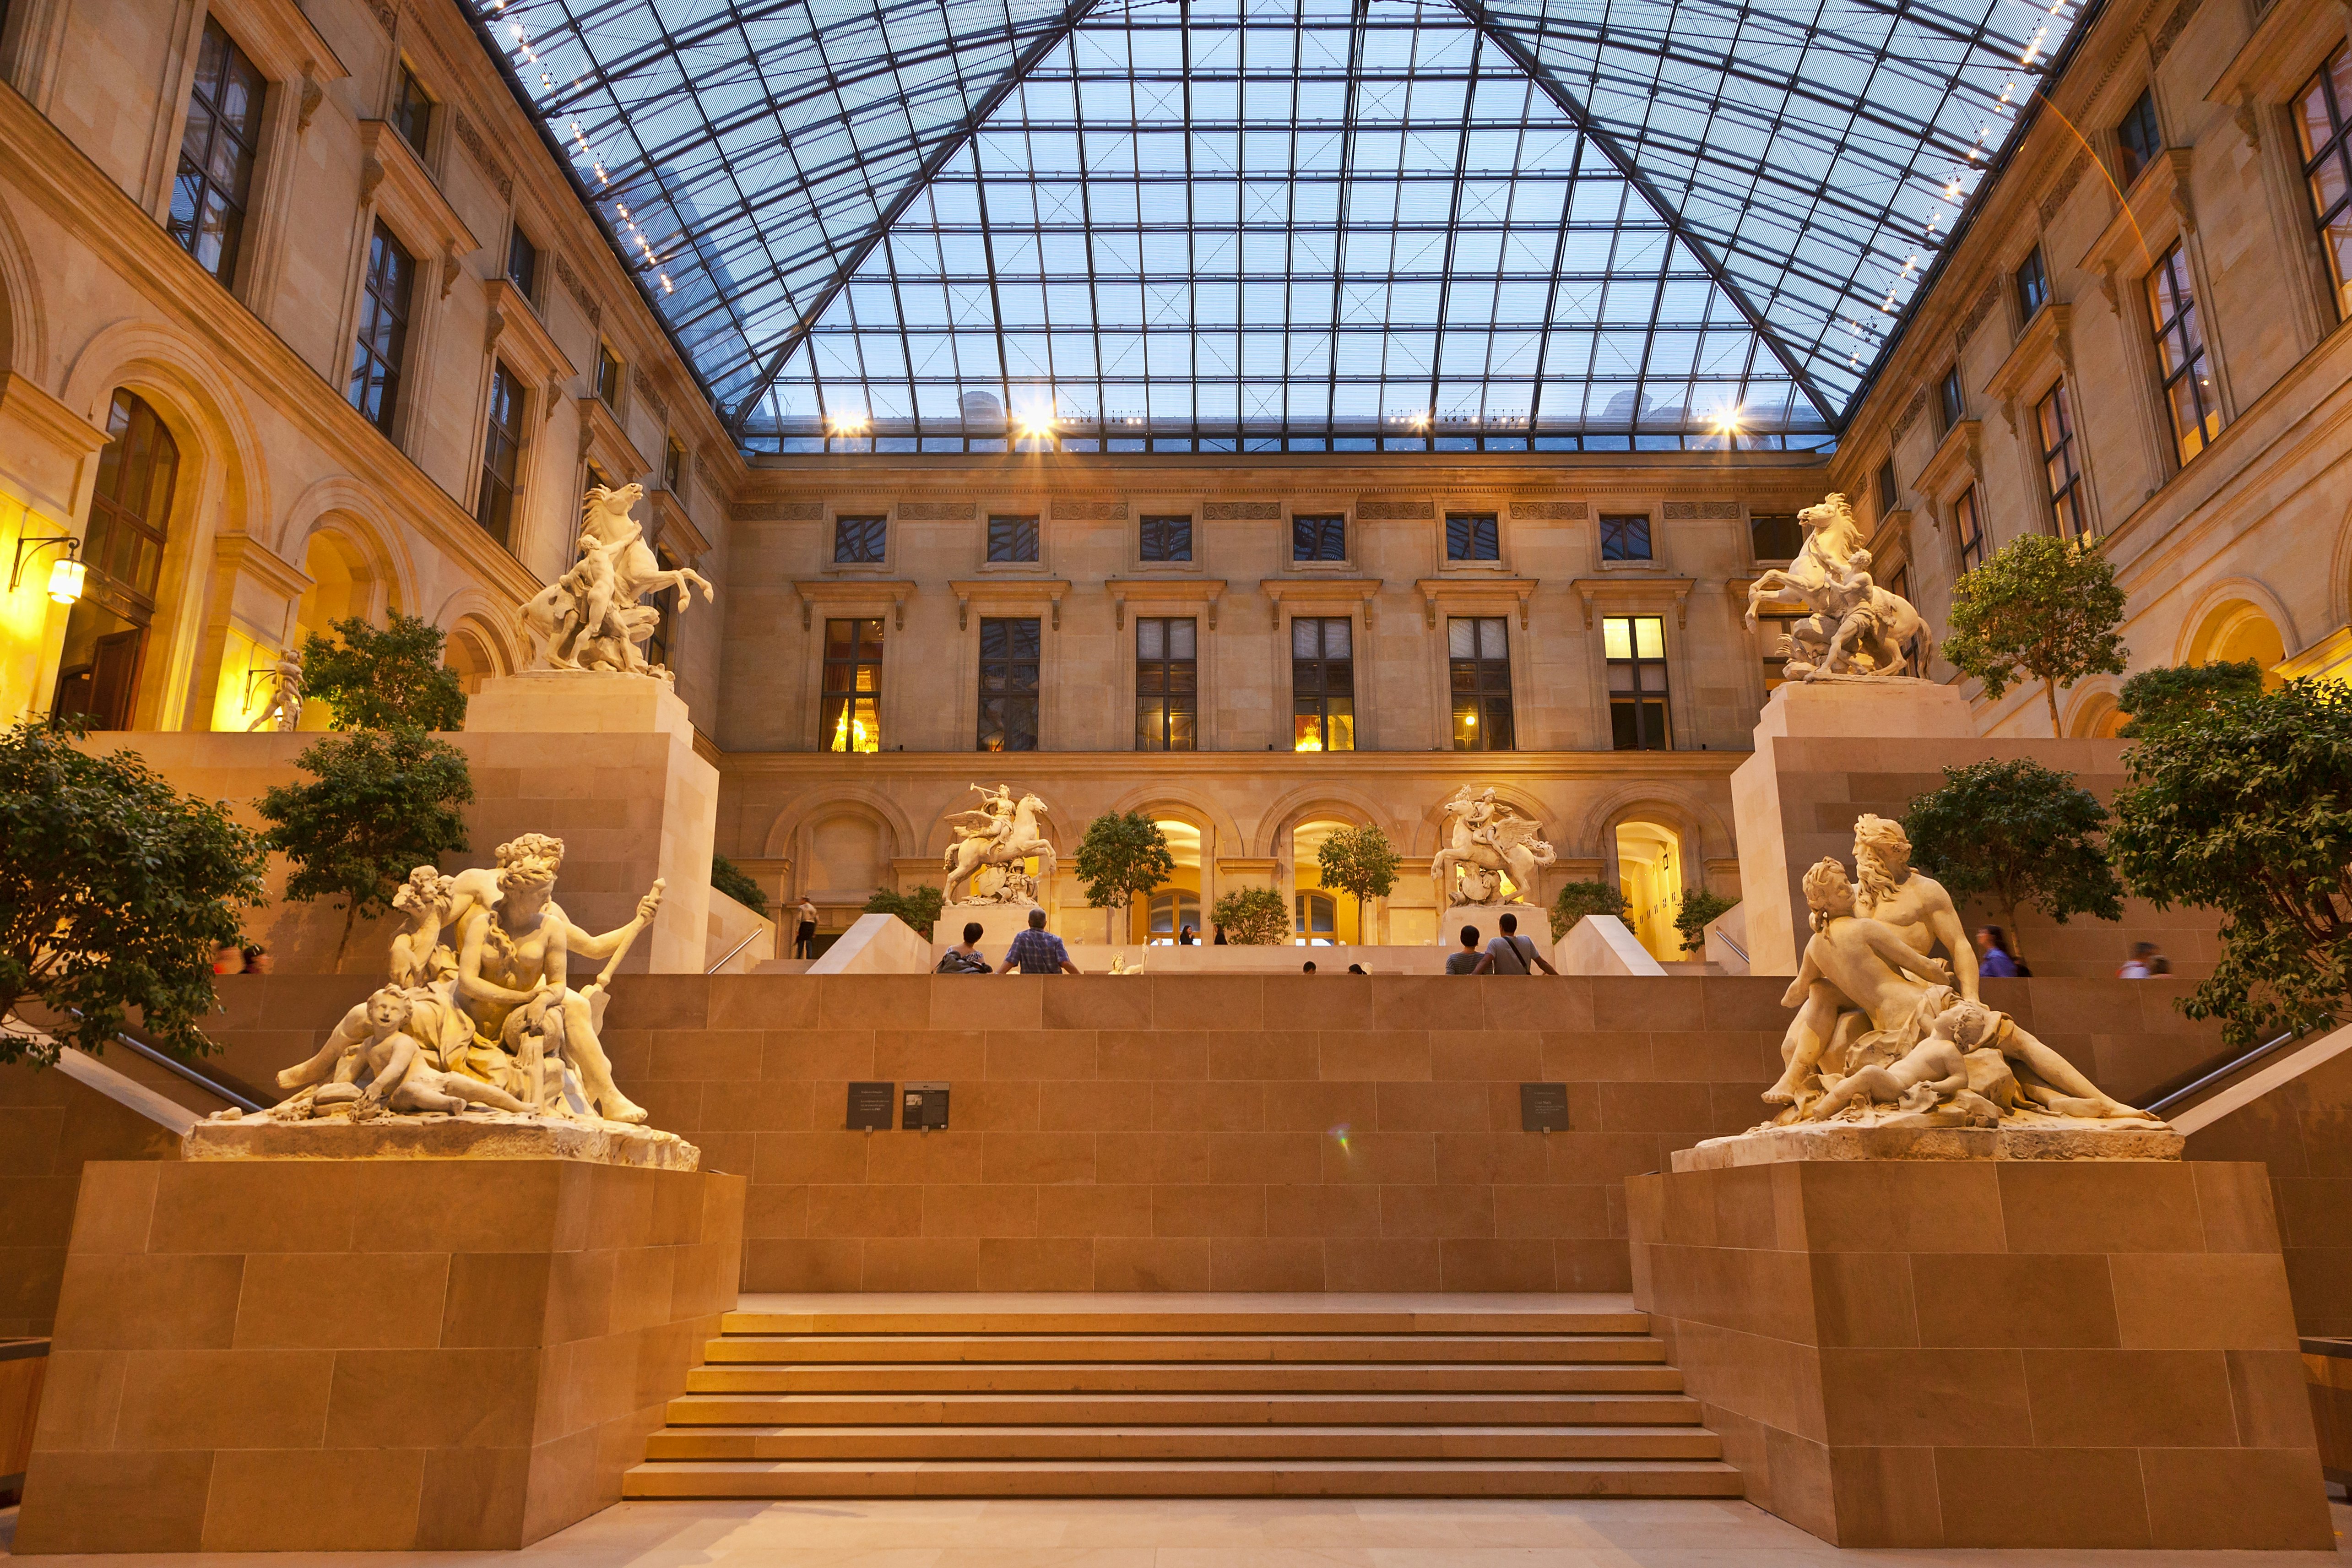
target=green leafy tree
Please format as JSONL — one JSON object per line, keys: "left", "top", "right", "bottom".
{"left": 2116, "top": 659, "right": 2266, "bottom": 738}
{"left": 1075, "top": 810, "right": 1175, "bottom": 942}
{"left": 1901, "top": 758, "right": 2123, "bottom": 963}
{"left": 1674, "top": 890, "right": 1738, "bottom": 956}
{"left": 2111, "top": 678, "right": 2352, "bottom": 1046}
{"left": 710, "top": 853, "right": 767, "bottom": 917}
{"left": 1550, "top": 880, "right": 1631, "bottom": 941}
{"left": 1211, "top": 886, "right": 1290, "bottom": 946}
{"left": 1316, "top": 823, "right": 1401, "bottom": 940}
{"left": 1941, "top": 534, "right": 2128, "bottom": 736}
{"left": 302, "top": 612, "right": 469, "bottom": 732}
{"left": 0, "top": 719, "right": 267, "bottom": 1066}
{"left": 864, "top": 884, "right": 946, "bottom": 939}
{"left": 258, "top": 727, "right": 473, "bottom": 960}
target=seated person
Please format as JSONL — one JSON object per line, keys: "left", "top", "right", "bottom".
{"left": 1446, "top": 926, "right": 1483, "bottom": 974}
{"left": 937, "top": 921, "right": 992, "bottom": 973}
{"left": 1000, "top": 907, "right": 1080, "bottom": 975}
{"left": 1474, "top": 912, "right": 1558, "bottom": 975}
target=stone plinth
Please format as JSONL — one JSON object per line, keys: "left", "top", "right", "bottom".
{"left": 931, "top": 901, "right": 1052, "bottom": 963}
{"left": 1628, "top": 1155, "right": 2333, "bottom": 1548}
{"left": 183, "top": 1112, "right": 700, "bottom": 1169}
{"left": 14, "top": 1158, "right": 743, "bottom": 1552}
{"left": 1676, "top": 1123, "right": 2185, "bottom": 1168}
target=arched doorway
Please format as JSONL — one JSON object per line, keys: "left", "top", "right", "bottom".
{"left": 291, "top": 529, "right": 394, "bottom": 727}
{"left": 1291, "top": 817, "right": 1360, "bottom": 944}
{"left": 1615, "top": 819, "right": 1685, "bottom": 962}
{"left": 1141, "top": 819, "right": 1202, "bottom": 944}
{"left": 2186, "top": 601, "right": 2285, "bottom": 688}
{"left": 54, "top": 391, "right": 180, "bottom": 730}
{"left": 444, "top": 623, "right": 497, "bottom": 697}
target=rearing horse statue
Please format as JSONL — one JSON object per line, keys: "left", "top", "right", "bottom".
{"left": 942, "top": 786, "right": 1057, "bottom": 906}
{"left": 1742, "top": 493, "right": 1932, "bottom": 679}
{"left": 519, "top": 484, "right": 715, "bottom": 677}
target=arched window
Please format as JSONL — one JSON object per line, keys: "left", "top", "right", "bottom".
{"left": 1294, "top": 892, "right": 1336, "bottom": 945}
{"left": 56, "top": 391, "right": 179, "bottom": 729}
{"left": 1146, "top": 890, "right": 1200, "bottom": 945}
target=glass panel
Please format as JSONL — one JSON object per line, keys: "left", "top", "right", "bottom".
{"left": 1599, "top": 514, "right": 1650, "bottom": 561}
{"left": 987, "top": 514, "right": 1040, "bottom": 561}
{"left": 835, "top": 515, "right": 888, "bottom": 563}
{"left": 1447, "top": 618, "right": 1475, "bottom": 657}
{"left": 1445, "top": 513, "right": 1499, "bottom": 560}
{"left": 1602, "top": 617, "right": 1631, "bottom": 659}
{"left": 1633, "top": 616, "right": 1664, "bottom": 658}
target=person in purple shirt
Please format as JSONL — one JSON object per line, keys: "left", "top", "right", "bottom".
{"left": 1001, "top": 907, "right": 1081, "bottom": 975}
{"left": 1975, "top": 924, "right": 2023, "bottom": 978}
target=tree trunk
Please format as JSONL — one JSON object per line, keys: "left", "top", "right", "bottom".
{"left": 2001, "top": 896, "right": 2024, "bottom": 966}
{"left": 335, "top": 900, "right": 357, "bottom": 964}
{"left": 2043, "top": 678, "right": 2063, "bottom": 737}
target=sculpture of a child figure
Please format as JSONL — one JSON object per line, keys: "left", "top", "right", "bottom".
{"left": 345, "top": 987, "right": 534, "bottom": 1118}
{"left": 1803, "top": 997, "right": 2007, "bottom": 1125}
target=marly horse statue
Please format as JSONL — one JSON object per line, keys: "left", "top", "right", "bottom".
{"left": 1431, "top": 786, "right": 1557, "bottom": 908}
{"left": 519, "top": 484, "right": 714, "bottom": 677}
{"left": 1742, "top": 493, "right": 1931, "bottom": 679}
{"left": 942, "top": 785, "right": 1058, "bottom": 906}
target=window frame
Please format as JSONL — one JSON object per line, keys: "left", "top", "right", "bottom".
{"left": 2117, "top": 87, "right": 2163, "bottom": 187}
{"left": 1291, "top": 511, "right": 1348, "bottom": 564}
{"left": 1748, "top": 511, "right": 1803, "bottom": 562}
{"left": 1604, "top": 613, "right": 1671, "bottom": 751}
{"left": 1138, "top": 512, "right": 1193, "bottom": 564}
{"left": 2036, "top": 380, "right": 2089, "bottom": 540}
{"left": 1598, "top": 511, "right": 1653, "bottom": 563}
{"left": 1954, "top": 481, "right": 1988, "bottom": 575}
{"left": 2296, "top": 48, "right": 2352, "bottom": 321}
{"left": 475, "top": 360, "right": 524, "bottom": 548}
{"left": 1133, "top": 614, "right": 1199, "bottom": 752}
{"left": 986, "top": 513, "right": 1041, "bottom": 564}
{"left": 390, "top": 59, "right": 434, "bottom": 154}
{"left": 505, "top": 223, "right": 541, "bottom": 304}
{"left": 833, "top": 513, "right": 888, "bottom": 565}
{"left": 168, "top": 17, "right": 268, "bottom": 289}
{"left": 976, "top": 614, "right": 1042, "bottom": 752}
{"left": 1937, "top": 364, "right": 1966, "bottom": 431}
{"left": 594, "top": 343, "right": 623, "bottom": 410}
{"left": 1290, "top": 614, "right": 1356, "bottom": 752}
{"left": 347, "top": 219, "right": 416, "bottom": 437}
{"left": 1444, "top": 511, "right": 1501, "bottom": 562}
{"left": 2146, "top": 241, "right": 2222, "bottom": 465}
{"left": 2016, "top": 245, "right": 2050, "bottom": 320}
{"left": 1875, "top": 457, "right": 1900, "bottom": 516}
{"left": 820, "top": 616, "right": 885, "bottom": 753}
{"left": 663, "top": 437, "right": 686, "bottom": 494}
{"left": 1447, "top": 614, "right": 1513, "bottom": 751}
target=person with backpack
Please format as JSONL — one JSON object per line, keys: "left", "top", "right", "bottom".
{"left": 1474, "top": 911, "right": 1558, "bottom": 975}
{"left": 935, "top": 921, "right": 992, "bottom": 973}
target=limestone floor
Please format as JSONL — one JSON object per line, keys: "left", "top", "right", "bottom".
{"left": 5, "top": 1496, "right": 2347, "bottom": 1566}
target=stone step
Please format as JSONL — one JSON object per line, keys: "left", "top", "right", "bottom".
{"left": 721, "top": 1308, "right": 1651, "bottom": 1336}
{"left": 645, "top": 1422, "right": 1725, "bottom": 1462}
{"left": 663, "top": 1390, "right": 1707, "bottom": 1426}
{"left": 683, "top": 1360, "right": 1684, "bottom": 1395}
{"left": 623, "top": 1458, "right": 1745, "bottom": 1499}
{"left": 699, "top": 1332, "right": 1669, "bottom": 1365}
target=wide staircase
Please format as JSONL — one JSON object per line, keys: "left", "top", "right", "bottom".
{"left": 625, "top": 1295, "right": 1740, "bottom": 1499}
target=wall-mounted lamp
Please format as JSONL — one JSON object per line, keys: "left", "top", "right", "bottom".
{"left": 11, "top": 529, "right": 84, "bottom": 605}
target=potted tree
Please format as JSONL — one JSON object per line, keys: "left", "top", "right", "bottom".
{"left": 1941, "top": 533, "right": 2127, "bottom": 736}
{"left": 1075, "top": 811, "right": 1175, "bottom": 944}
{"left": 1316, "top": 822, "right": 1401, "bottom": 945}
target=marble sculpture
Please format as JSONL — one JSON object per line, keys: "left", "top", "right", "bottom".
{"left": 1744, "top": 493, "right": 1934, "bottom": 679}
{"left": 246, "top": 646, "right": 303, "bottom": 732}
{"left": 1432, "top": 786, "right": 1556, "bottom": 909}
{"left": 518, "top": 483, "right": 713, "bottom": 679}
{"left": 943, "top": 782, "right": 1057, "bottom": 906}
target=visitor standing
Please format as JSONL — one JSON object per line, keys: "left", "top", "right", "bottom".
{"left": 1975, "top": 925, "right": 2023, "bottom": 978}
{"left": 1001, "top": 907, "right": 1081, "bottom": 975}
{"left": 793, "top": 896, "right": 818, "bottom": 959}
{"left": 1446, "top": 925, "right": 1484, "bottom": 974}
{"left": 1178, "top": 924, "right": 1196, "bottom": 945}
{"left": 2119, "top": 940, "right": 2170, "bottom": 977}
{"left": 1475, "top": 911, "right": 1557, "bottom": 975}
{"left": 240, "top": 944, "right": 271, "bottom": 975}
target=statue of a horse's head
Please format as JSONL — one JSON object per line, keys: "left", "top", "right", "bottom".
{"left": 581, "top": 483, "right": 645, "bottom": 534}
{"left": 1798, "top": 493, "right": 1863, "bottom": 562}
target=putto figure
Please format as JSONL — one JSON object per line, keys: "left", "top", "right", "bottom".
{"left": 1743, "top": 493, "right": 1933, "bottom": 680}
{"left": 1431, "top": 786, "right": 1556, "bottom": 909}
{"left": 942, "top": 783, "right": 1057, "bottom": 906}
{"left": 246, "top": 646, "right": 303, "bottom": 732}
{"left": 518, "top": 484, "right": 713, "bottom": 679}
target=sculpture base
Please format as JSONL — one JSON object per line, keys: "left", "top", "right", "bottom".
{"left": 933, "top": 901, "right": 1057, "bottom": 963}
{"left": 183, "top": 1111, "right": 699, "bottom": 1170}
{"left": 1676, "top": 1122, "right": 2181, "bottom": 1169}
{"left": 15, "top": 1158, "right": 743, "bottom": 1552}
{"left": 1629, "top": 1156, "right": 2332, "bottom": 1549}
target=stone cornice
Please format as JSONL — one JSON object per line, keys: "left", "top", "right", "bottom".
{"left": 717, "top": 748, "right": 1749, "bottom": 778}
{"left": 2207, "top": 0, "right": 2346, "bottom": 113}
{"left": 212, "top": 0, "right": 348, "bottom": 86}
{"left": 648, "top": 488, "right": 712, "bottom": 562}
{"left": 948, "top": 577, "right": 1073, "bottom": 630}
{"left": 482, "top": 279, "right": 577, "bottom": 389}
{"left": 578, "top": 396, "right": 649, "bottom": 482}
{"left": 1257, "top": 575, "right": 1383, "bottom": 628}
{"left": 0, "top": 371, "right": 112, "bottom": 457}
{"left": 1413, "top": 575, "right": 1539, "bottom": 629}
{"left": 1917, "top": 418, "right": 1984, "bottom": 502}
{"left": 358, "top": 120, "right": 481, "bottom": 294}
{"left": 2079, "top": 149, "right": 2196, "bottom": 294}
{"left": 212, "top": 532, "right": 314, "bottom": 602}
{"left": 791, "top": 578, "right": 915, "bottom": 630}
{"left": 1984, "top": 304, "right": 2076, "bottom": 426}
{"left": 1106, "top": 576, "right": 1228, "bottom": 629}
{"left": 1567, "top": 575, "right": 1696, "bottom": 629}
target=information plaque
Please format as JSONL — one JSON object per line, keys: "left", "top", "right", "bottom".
{"left": 1520, "top": 1081, "right": 1571, "bottom": 1133}
{"left": 846, "top": 1081, "right": 894, "bottom": 1130}
{"left": 903, "top": 1081, "right": 950, "bottom": 1130}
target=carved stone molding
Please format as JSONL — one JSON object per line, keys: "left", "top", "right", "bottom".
{"left": 2148, "top": 0, "right": 2203, "bottom": 63}
{"left": 900, "top": 499, "right": 976, "bottom": 520}
{"left": 2039, "top": 151, "right": 2091, "bottom": 227}
{"left": 631, "top": 366, "right": 669, "bottom": 426}
{"left": 1051, "top": 499, "right": 1127, "bottom": 519}
{"left": 950, "top": 578, "right": 1072, "bottom": 631}
{"left": 738, "top": 500, "right": 824, "bottom": 522}
{"left": 1954, "top": 275, "right": 2003, "bottom": 351}
{"left": 553, "top": 253, "right": 602, "bottom": 328}
{"left": 1510, "top": 500, "right": 1586, "bottom": 519}
{"left": 1661, "top": 500, "right": 1740, "bottom": 520}
{"left": 1889, "top": 386, "right": 1929, "bottom": 443}
{"left": 451, "top": 112, "right": 514, "bottom": 201}
{"left": 1569, "top": 575, "right": 1696, "bottom": 629}
{"left": 1106, "top": 577, "right": 1228, "bottom": 631}
{"left": 1203, "top": 500, "right": 1280, "bottom": 519}
{"left": 1356, "top": 496, "right": 1433, "bottom": 519}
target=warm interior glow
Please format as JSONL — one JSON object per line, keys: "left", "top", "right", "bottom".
{"left": 46, "top": 556, "right": 85, "bottom": 605}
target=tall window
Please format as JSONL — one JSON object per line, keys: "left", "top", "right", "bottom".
{"left": 1448, "top": 616, "right": 1512, "bottom": 751}
{"left": 506, "top": 225, "right": 540, "bottom": 301}
{"left": 2037, "top": 381, "right": 2088, "bottom": 539}
{"left": 595, "top": 344, "right": 622, "bottom": 408}
{"left": 1446, "top": 512, "right": 1499, "bottom": 561}
{"left": 476, "top": 362, "right": 523, "bottom": 548}
{"left": 987, "top": 514, "right": 1039, "bottom": 563}
{"left": 2297, "top": 50, "right": 2352, "bottom": 318}
{"left": 1749, "top": 512, "right": 1802, "bottom": 560}
{"left": 1599, "top": 513, "right": 1651, "bottom": 561}
{"left": 168, "top": 19, "right": 265, "bottom": 286}
{"left": 1147, "top": 890, "right": 1201, "bottom": 944}
{"left": 348, "top": 222, "right": 414, "bottom": 435}
{"left": 390, "top": 61, "right": 433, "bottom": 151}
{"left": 1292, "top": 513, "right": 1346, "bottom": 562}
{"left": 1756, "top": 605, "right": 1806, "bottom": 692}
{"left": 1139, "top": 513, "right": 1192, "bottom": 562}
{"left": 2148, "top": 244, "right": 2221, "bottom": 464}
{"left": 1875, "top": 457, "right": 1899, "bottom": 516}
{"left": 1604, "top": 615, "right": 1669, "bottom": 751}
{"left": 1954, "top": 483, "right": 1987, "bottom": 574}
{"left": 2117, "top": 88, "right": 2162, "bottom": 185}
{"left": 664, "top": 438, "right": 686, "bottom": 493}
{"left": 834, "top": 514, "right": 886, "bottom": 564}
{"left": 57, "top": 392, "right": 180, "bottom": 731}
{"left": 1294, "top": 893, "right": 1336, "bottom": 944}
{"left": 1135, "top": 616, "right": 1198, "bottom": 751}
{"left": 2016, "top": 245, "right": 2050, "bottom": 318}
{"left": 644, "top": 547, "right": 681, "bottom": 673}
{"left": 1291, "top": 617, "right": 1354, "bottom": 751}
{"left": 1937, "top": 364, "right": 1966, "bottom": 430}
{"left": 821, "top": 618, "right": 883, "bottom": 753}
{"left": 977, "top": 617, "right": 1041, "bottom": 751}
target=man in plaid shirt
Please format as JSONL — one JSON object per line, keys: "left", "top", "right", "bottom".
{"left": 1000, "top": 907, "right": 1081, "bottom": 975}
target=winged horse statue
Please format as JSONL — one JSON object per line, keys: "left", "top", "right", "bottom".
{"left": 519, "top": 483, "right": 715, "bottom": 678}
{"left": 1431, "top": 787, "right": 1557, "bottom": 908}
{"left": 942, "top": 784, "right": 1057, "bottom": 906}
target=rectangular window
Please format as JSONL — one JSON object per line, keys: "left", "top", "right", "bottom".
{"left": 977, "top": 616, "right": 1041, "bottom": 751}
{"left": 1139, "top": 513, "right": 1192, "bottom": 562}
{"left": 1938, "top": 364, "right": 1966, "bottom": 430}
{"left": 1889, "top": 565, "right": 1924, "bottom": 676}
{"left": 1290, "top": 616, "right": 1354, "bottom": 752}
{"left": 390, "top": 61, "right": 433, "bottom": 152}
{"left": 1954, "top": 483, "right": 1987, "bottom": 574}
{"left": 168, "top": 19, "right": 266, "bottom": 287}
{"left": 664, "top": 437, "right": 686, "bottom": 493}
{"left": 834, "top": 514, "right": 886, "bottom": 564}
{"left": 821, "top": 617, "right": 883, "bottom": 753}
{"left": 2117, "top": 88, "right": 2162, "bottom": 185}
{"left": 1749, "top": 512, "right": 1802, "bottom": 561}
{"left": 1757, "top": 606, "right": 1806, "bottom": 692}
{"left": 644, "top": 547, "right": 681, "bottom": 673}
{"left": 2297, "top": 49, "right": 2352, "bottom": 318}
{"left": 476, "top": 362, "right": 522, "bottom": 548}
{"left": 2147, "top": 243, "right": 2221, "bottom": 464}
{"left": 1135, "top": 616, "right": 1198, "bottom": 751}
{"left": 1604, "top": 614, "right": 1670, "bottom": 751}
{"left": 1599, "top": 512, "right": 1652, "bottom": 562}
{"left": 1445, "top": 512, "right": 1499, "bottom": 560}
{"left": 1292, "top": 513, "right": 1346, "bottom": 562}
{"left": 347, "top": 222, "right": 414, "bottom": 435}
{"left": 1875, "top": 457, "right": 1899, "bottom": 515}
{"left": 2037, "top": 381, "right": 2089, "bottom": 539}
{"left": 595, "top": 344, "right": 622, "bottom": 408}
{"left": 1448, "top": 616, "right": 1513, "bottom": 751}
{"left": 987, "top": 514, "right": 1040, "bottom": 563}
{"left": 2016, "top": 245, "right": 2050, "bottom": 318}
{"left": 505, "top": 225, "right": 539, "bottom": 302}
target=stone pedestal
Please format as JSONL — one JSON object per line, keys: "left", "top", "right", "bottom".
{"left": 1628, "top": 1154, "right": 2334, "bottom": 1549}
{"left": 465, "top": 671, "right": 716, "bottom": 974}
{"left": 931, "top": 900, "right": 1050, "bottom": 963}
{"left": 14, "top": 1158, "right": 743, "bottom": 1552}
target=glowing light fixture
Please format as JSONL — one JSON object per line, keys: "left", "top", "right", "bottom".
{"left": 10, "top": 523, "right": 82, "bottom": 605}
{"left": 46, "top": 556, "right": 86, "bottom": 605}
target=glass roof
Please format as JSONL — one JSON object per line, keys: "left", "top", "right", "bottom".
{"left": 477, "top": 0, "right": 2077, "bottom": 454}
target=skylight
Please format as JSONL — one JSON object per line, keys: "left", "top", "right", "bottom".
{"left": 477, "top": 0, "right": 2078, "bottom": 455}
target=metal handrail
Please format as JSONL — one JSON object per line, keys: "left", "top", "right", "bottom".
{"left": 707, "top": 927, "right": 767, "bottom": 974}
{"left": 1714, "top": 929, "right": 1750, "bottom": 964}
{"left": 59, "top": 1008, "right": 271, "bottom": 1113}
{"left": 2142, "top": 1029, "right": 2298, "bottom": 1118}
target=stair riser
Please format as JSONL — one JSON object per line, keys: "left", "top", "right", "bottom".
{"left": 665, "top": 1395, "right": 1706, "bottom": 1426}
{"left": 721, "top": 1314, "right": 1652, "bottom": 1337}
{"left": 623, "top": 1468, "right": 1744, "bottom": 1500}
{"left": 646, "top": 1432, "right": 1723, "bottom": 1461}
{"left": 685, "top": 1367, "right": 1685, "bottom": 1394}
{"left": 702, "top": 1337, "right": 1669, "bottom": 1365}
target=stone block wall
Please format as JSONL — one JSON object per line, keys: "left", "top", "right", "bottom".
{"left": 2188, "top": 1042, "right": 2352, "bottom": 1338}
